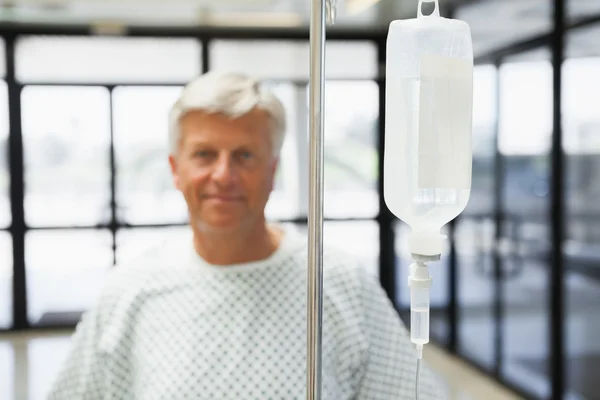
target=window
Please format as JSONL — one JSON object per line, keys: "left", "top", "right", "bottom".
{"left": 112, "top": 86, "right": 188, "bottom": 225}
{"left": 116, "top": 226, "right": 191, "bottom": 265}
{"left": 457, "top": 65, "right": 498, "bottom": 368}
{"left": 0, "top": 71, "right": 10, "bottom": 329}
{"left": 264, "top": 83, "right": 302, "bottom": 220}
{"left": 0, "top": 37, "right": 5, "bottom": 77}
{"left": 568, "top": 0, "right": 600, "bottom": 22}
{"left": 292, "top": 220, "right": 379, "bottom": 278}
{"left": 498, "top": 52, "right": 552, "bottom": 399}
{"left": 563, "top": 25, "right": 600, "bottom": 400}
{"left": 499, "top": 58, "right": 553, "bottom": 156}
{"left": 26, "top": 229, "right": 113, "bottom": 325}
{"left": 0, "top": 80, "right": 9, "bottom": 228}
{"left": 209, "top": 40, "right": 378, "bottom": 80}
{"left": 0, "top": 232, "right": 12, "bottom": 328}
{"left": 563, "top": 59, "right": 600, "bottom": 155}
{"left": 16, "top": 36, "right": 202, "bottom": 84}
{"left": 311, "top": 81, "right": 379, "bottom": 219}
{"left": 456, "top": 0, "right": 551, "bottom": 59}
{"left": 566, "top": 24, "right": 600, "bottom": 60}
{"left": 21, "top": 86, "right": 111, "bottom": 227}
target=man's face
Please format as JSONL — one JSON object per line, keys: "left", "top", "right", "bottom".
{"left": 169, "top": 109, "right": 278, "bottom": 234}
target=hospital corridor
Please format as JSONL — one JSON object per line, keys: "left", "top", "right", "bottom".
{"left": 1, "top": 0, "right": 599, "bottom": 399}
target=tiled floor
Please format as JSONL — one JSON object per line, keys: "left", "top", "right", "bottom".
{"left": 423, "top": 345, "right": 523, "bottom": 400}
{"left": 0, "top": 330, "right": 523, "bottom": 400}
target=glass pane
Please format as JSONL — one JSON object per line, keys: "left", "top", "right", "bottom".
{"left": 456, "top": 217, "right": 495, "bottom": 365}
{"left": 468, "top": 65, "right": 497, "bottom": 213}
{"left": 26, "top": 229, "right": 113, "bottom": 325}
{"left": 0, "top": 80, "right": 9, "bottom": 228}
{"left": 112, "top": 86, "right": 188, "bottom": 224}
{"left": 499, "top": 52, "right": 551, "bottom": 398}
{"left": 0, "top": 232, "right": 12, "bottom": 328}
{"left": 566, "top": 24, "right": 600, "bottom": 59}
{"left": 210, "top": 40, "right": 377, "bottom": 80}
{"left": 16, "top": 36, "right": 201, "bottom": 83}
{"left": 563, "top": 31, "right": 600, "bottom": 400}
{"left": 116, "top": 226, "right": 191, "bottom": 265}
{"left": 568, "top": 0, "right": 600, "bottom": 21}
{"left": 0, "top": 38, "right": 5, "bottom": 77}
{"left": 456, "top": 0, "right": 551, "bottom": 59}
{"left": 292, "top": 220, "right": 379, "bottom": 278}
{"left": 21, "top": 86, "right": 111, "bottom": 227}
{"left": 0, "top": 342, "right": 14, "bottom": 399}
{"left": 265, "top": 83, "right": 302, "bottom": 220}
{"left": 457, "top": 65, "right": 497, "bottom": 368}
{"left": 394, "top": 221, "right": 450, "bottom": 344}
{"left": 499, "top": 60, "right": 553, "bottom": 156}
{"left": 309, "top": 81, "right": 379, "bottom": 219}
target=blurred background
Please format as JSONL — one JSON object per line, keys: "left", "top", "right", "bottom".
{"left": 0, "top": 0, "right": 599, "bottom": 399}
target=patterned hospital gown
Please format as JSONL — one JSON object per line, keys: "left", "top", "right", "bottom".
{"left": 47, "top": 225, "right": 446, "bottom": 399}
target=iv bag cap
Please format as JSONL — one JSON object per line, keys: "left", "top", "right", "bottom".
{"left": 409, "top": 232, "right": 446, "bottom": 257}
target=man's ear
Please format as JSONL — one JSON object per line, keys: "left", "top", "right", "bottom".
{"left": 168, "top": 154, "right": 181, "bottom": 190}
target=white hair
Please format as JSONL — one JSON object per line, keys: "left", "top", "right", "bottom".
{"left": 168, "top": 70, "right": 286, "bottom": 158}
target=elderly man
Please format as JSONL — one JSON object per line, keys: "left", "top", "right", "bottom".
{"left": 47, "top": 71, "right": 446, "bottom": 399}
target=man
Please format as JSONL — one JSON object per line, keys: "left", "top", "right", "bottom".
{"left": 47, "top": 71, "right": 446, "bottom": 399}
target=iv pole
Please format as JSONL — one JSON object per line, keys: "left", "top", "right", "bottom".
{"left": 306, "top": 0, "right": 335, "bottom": 399}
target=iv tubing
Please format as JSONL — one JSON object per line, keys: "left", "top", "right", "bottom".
{"left": 306, "top": 0, "right": 335, "bottom": 399}
{"left": 415, "top": 357, "right": 422, "bottom": 400}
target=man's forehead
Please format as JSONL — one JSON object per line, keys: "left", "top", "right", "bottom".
{"left": 181, "top": 108, "right": 270, "bottom": 127}
{"left": 179, "top": 109, "right": 272, "bottom": 149}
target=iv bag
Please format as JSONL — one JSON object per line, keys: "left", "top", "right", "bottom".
{"left": 384, "top": 0, "right": 473, "bottom": 256}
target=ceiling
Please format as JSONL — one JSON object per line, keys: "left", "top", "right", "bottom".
{"left": 0, "top": 0, "right": 468, "bottom": 28}
{"left": 0, "top": 0, "right": 598, "bottom": 59}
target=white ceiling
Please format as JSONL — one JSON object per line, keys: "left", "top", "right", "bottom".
{"left": 0, "top": 0, "right": 598, "bottom": 58}
{"left": 0, "top": 0, "right": 473, "bottom": 28}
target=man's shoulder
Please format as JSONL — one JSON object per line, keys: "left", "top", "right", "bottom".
{"left": 286, "top": 226, "right": 377, "bottom": 289}
{"left": 99, "top": 238, "right": 192, "bottom": 302}
{"left": 318, "top": 245, "right": 379, "bottom": 302}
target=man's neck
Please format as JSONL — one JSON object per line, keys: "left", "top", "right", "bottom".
{"left": 193, "top": 221, "right": 283, "bottom": 266}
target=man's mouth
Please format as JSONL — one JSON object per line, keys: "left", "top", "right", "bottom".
{"left": 204, "top": 194, "right": 244, "bottom": 202}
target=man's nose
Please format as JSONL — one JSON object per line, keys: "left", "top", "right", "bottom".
{"left": 211, "top": 153, "right": 238, "bottom": 185}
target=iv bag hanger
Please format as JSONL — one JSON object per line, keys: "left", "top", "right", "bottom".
{"left": 417, "top": 0, "right": 440, "bottom": 17}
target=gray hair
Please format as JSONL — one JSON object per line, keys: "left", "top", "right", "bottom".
{"left": 168, "top": 70, "right": 286, "bottom": 158}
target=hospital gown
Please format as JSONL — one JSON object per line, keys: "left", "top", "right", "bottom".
{"left": 47, "top": 225, "right": 446, "bottom": 399}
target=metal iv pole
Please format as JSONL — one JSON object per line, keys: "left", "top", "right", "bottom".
{"left": 306, "top": 0, "right": 335, "bottom": 399}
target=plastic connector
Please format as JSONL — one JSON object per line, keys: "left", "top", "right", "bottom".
{"left": 408, "top": 261, "right": 432, "bottom": 359}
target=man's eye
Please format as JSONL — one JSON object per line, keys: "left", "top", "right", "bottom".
{"left": 194, "top": 151, "right": 212, "bottom": 158}
{"left": 236, "top": 151, "right": 253, "bottom": 161}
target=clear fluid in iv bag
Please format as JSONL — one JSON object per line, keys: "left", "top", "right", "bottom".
{"left": 384, "top": 66, "right": 472, "bottom": 233}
